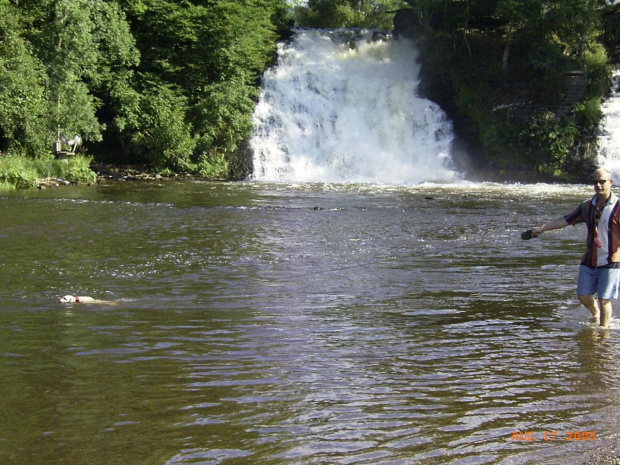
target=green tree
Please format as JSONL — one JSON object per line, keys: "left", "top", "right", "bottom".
{"left": 46, "top": 0, "right": 103, "bottom": 144}
{"left": 295, "top": 0, "right": 405, "bottom": 29}
{"left": 119, "top": 0, "right": 288, "bottom": 175}
{"left": 132, "top": 82, "right": 196, "bottom": 171}
{"left": 43, "top": 0, "right": 139, "bottom": 148}
{"left": 0, "top": 1, "right": 47, "bottom": 156}
{"left": 394, "top": 0, "right": 611, "bottom": 177}
{"left": 1, "top": 0, "right": 139, "bottom": 158}
{"left": 1, "top": 0, "right": 290, "bottom": 179}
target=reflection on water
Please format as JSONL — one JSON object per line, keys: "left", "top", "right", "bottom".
{"left": 2, "top": 181, "right": 620, "bottom": 464}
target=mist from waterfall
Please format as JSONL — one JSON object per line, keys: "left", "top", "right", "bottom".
{"left": 598, "top": 70, "right": 620, "bottom": 179}
{"left": 250, "top": 29, "right": 461, "bottom": 184}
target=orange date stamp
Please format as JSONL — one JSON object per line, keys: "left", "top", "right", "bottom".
{"left": 512, "top": 430, "right": 597, "bottom": 442}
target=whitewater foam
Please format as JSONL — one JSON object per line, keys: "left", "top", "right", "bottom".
{"left": 250, "top": 29, "right": 461, "bottom": 185}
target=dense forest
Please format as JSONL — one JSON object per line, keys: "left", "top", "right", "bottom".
{"left": 0, "top": 0, "right": 290, "bottom": 185}
{"left": 1, "top": 0, "right": 620, "bottom": 186}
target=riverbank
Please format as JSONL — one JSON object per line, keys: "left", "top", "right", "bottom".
{"left": 92, "top": 164, "right": 173, "bottom": 182}
{"left": 34, "top": 163, "right": 216, "bottom": 189}
{"left": 92, "top": 164, "right": 225, "bottom": 183}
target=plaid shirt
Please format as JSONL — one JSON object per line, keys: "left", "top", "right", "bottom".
{"left": 564, "top": 192, "right": 620, "bottom": 268}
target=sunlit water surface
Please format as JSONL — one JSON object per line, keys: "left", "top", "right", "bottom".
{"left": 2, "top": 180, "right": 620, "bottom": 465}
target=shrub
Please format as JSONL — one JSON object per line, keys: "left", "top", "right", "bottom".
{"left": 64, "top": 155, "right": 98, "bottom": 184}
{"left": 518, "top": 112, "right": 579, "bottom": 170}
{"left": 133, "top": 85, "right": 196, "bottom": 171}
{"left": 0, "top": 153, "right": 97, "bottom": 188}
{"left": 196, "top": 152, "right": 229, "bottom": 179}
{"left": 0, "top": 155, "right": 39, "bottom": 188}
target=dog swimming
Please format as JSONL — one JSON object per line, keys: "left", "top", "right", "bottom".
{"left": 58, "top": 295, "right": 117, "bottom": 305}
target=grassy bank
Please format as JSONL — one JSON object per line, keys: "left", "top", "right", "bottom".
{"left": 0, "top": 154, "right": 98, "bottom": 189}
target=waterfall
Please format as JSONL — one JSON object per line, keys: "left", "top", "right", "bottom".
{"left": 598, "top": 70, "right": 620, "bottom": 179}
{"left": 250, "top": 29, "right": 461, "bottom": 184}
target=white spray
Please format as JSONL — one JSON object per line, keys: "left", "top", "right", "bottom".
{"left": 598, "top": 70, "right": 620, "bottom": 179}
{"left": 250, "top": 29, "right": 461, "bottom": 184}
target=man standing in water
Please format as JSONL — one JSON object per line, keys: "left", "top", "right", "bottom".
{"left": 531, "top": 168, "right": 620, "bottom": 328}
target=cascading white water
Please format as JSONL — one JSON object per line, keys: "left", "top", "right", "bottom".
{"left": 598, "top": 70, "right": 620, "bottom": 178}
{"left": 250, "top": 29, "right": 461, "bottom": 184}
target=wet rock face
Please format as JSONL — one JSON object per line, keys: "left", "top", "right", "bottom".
{"left": 393, "top": 9, "right": 422, "bottom": 40}
{"left": 228, "top": 139, "right": 254, "bottom": 181}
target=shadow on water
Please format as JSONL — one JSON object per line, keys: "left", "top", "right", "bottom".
{"left": 1, "top": 181, "right": 620, "bottom": 464}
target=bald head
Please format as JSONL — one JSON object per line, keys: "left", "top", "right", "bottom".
{"left": 592, "top": 168, "right": 613, "bottom": 198}
{"left": 592, "top": 168, "right": 612, "bottom": 180}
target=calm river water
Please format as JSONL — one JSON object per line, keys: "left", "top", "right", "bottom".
{"left": 2, "top": 180, "right": 620, "bottom": 464}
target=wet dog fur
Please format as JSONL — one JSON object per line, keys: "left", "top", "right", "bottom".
{"left": 59, "top": 295, "right": 117, "bottom": 304}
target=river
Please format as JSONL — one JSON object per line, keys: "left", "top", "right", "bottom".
{"left": 2, "top": 179, "right": 620, "bottom": 464}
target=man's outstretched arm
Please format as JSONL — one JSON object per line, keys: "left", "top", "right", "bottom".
{"left": 532, "top": 217, "right": 569, "bottom": 237}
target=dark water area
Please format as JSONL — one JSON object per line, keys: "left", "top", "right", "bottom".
{"left": 2, "top": 180, "right": 620, "bottom": 464}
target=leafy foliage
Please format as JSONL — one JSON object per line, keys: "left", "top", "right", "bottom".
{"left": 393, "top": 0, "right": 614, "bottom": 177}
{"left": 0, "top": 0, "right": 290, "bottom": 180}
{"left": 63, "top": 155, "right": 98, "bottom": 184}
{"left": 120, "top": 0, "right": 287, "bottom": 173}
{"left": 0, "top": 153, "right": 96, "bottom": 188}
{"left": 518, "top": 112, "right": 579, "bottom": 170}
{"left": 0, "top": 2, "right": 47, "bottom": 156}
{"left": 0, "top": 154, "right": 40, "bottom": 188}
{"left": 294, "top": 0, "right": 405, "bottom": 30}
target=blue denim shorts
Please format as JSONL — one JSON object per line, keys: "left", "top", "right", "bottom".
{"left": 577, "top": 264, "right": 620, "bottom": 300}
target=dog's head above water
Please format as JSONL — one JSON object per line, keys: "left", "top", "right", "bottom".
{"left": 58, "top": 295, "right": 115, "bottom": 304}
{"left": 59, "top": 295, "right": 94, "bottom": 303}
{"left": 58, "top": 295, "right": 101, "bottom": 303}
